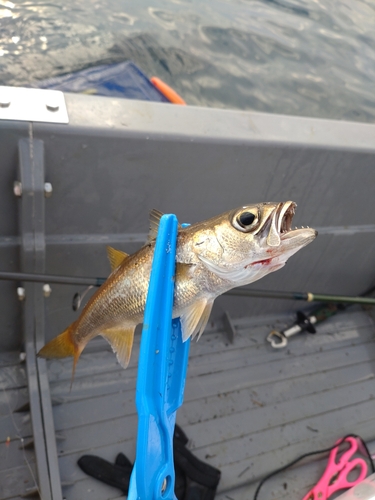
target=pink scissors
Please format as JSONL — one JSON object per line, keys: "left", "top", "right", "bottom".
{"left": 302, "top": 436, "right": 369, "bottom": 500}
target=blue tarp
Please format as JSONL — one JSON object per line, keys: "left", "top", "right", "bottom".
{"left": 36, "top": 61, "right": 169, "bottom": 102}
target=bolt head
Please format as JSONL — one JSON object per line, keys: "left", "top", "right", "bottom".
{"left": 44, "top": 182, "right": 53, "bottom": 197}
{"left": 0, "top": 99, "right": 11, "bottom": 108}
{"left": 0, "top": 89, "right": 11, "bottom": 108}
{"left": 46, "top": 102, "right": 59, "bottom": 112}
{"left": 13, "top": 181, "right": 22, "bottom": 197}
{"left": 17, "top": 287, "right": 25, "bottom": 301}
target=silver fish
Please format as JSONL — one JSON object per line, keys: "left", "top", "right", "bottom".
{"left": 38, "top": 201, "right": 317, "bottom": 376}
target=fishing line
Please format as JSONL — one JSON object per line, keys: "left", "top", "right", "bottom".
{"left": 253, "top": 434, "right": 374, "bottom": 500}
{"left": 1, "top": 383, "right": 42, "bottom": 499}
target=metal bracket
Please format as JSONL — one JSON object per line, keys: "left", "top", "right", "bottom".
{"left": 17, "top": 138, "right": 62, "bottom": 500}
{"left": 1, "top": 86, "right": 68, "bottom": 124}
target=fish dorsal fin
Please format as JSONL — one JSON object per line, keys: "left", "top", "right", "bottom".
{"left": 107, "top": 246, "right": 129, "bottom": 272}
{"left": 180, "top": 298, "right": 213, "bottom": 342}
{"left": 149, "top": 209, "right": 165, "bottom": 242}
{"left": 101, "top": 326, "right": 135, "bottom": 368}
{"left": 149, "top": 208, "right": 183, "bottom": 242}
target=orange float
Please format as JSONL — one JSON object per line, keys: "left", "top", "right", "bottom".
{"left": 150, "top": 77, "right": 186, "bottom": 105}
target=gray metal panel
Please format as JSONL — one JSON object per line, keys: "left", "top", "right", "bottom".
{"left": 17, "top": 138, "right": 62, "bottom": 500}
{"left": 1, "top": 94, "right": 375, "bottom": 350}
{"left": 2, "top": 95, "right": 375, "bottom": 500}
{"left": 0, "top": 123, "right": 27, "bottom": 352}
{"left": 32, "top": 93, "right": 375, "bottom": 233}
{"left": 32, "top": 95, "right": 375, "bottom": 344}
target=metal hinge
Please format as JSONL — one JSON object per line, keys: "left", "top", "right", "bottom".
{"left": 0, "top": 86, "right": 69, "bottom": 124}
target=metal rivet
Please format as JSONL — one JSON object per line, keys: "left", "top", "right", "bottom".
{"left": 43, "top": 284, "right": 52, "bottom": 297}
{"left": 44, "top": 182, "right": 53, "bottom": 197}
{"left": 13, "top": 181, "right": 22, "bottom": 197}
{"left": 46, "top": 102, "right": 59, "bottom": 112}
{"left": 0, "top": 99, "right": 11, "bottom": 108}
{"left": 17, "top": 287, "right": 25, "bottom": 301}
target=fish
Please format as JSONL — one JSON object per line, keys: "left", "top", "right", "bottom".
{"left": 38, "top": 201, "right": 317, "bottom": 377}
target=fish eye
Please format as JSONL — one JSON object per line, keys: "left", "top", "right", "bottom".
{"left": 232, "top": 209, "right": 259, "bottom": 232}
{"left": 239, "top": 212, "right": 255, "bottom": 226}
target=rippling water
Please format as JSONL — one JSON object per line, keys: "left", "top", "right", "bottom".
{"left": 1, "top": 0, "right": 375, "bottom": 122}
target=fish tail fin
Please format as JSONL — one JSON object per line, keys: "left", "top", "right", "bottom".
{"left": 71, "top": 348, "right": 81, "bottom": 391}
{"left": 38, "top": 324, "right": 76, "bottom": 359}
{"left": 38, "top": 322, "right": 82, "bottom": 387}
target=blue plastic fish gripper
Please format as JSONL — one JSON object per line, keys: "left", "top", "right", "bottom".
{"left": 128, "top": 214, "right": 191, "bottom": 500}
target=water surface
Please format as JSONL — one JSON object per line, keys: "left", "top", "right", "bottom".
{"left": 1, "top": 0, "right": 374, "bottom": 121}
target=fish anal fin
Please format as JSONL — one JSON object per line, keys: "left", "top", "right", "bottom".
{"left": 101, "top": 326, "right": 135, "bottom": 368}
{"left": 107, "top": 246, "right": 129, "bottom": 272}
{"left": 180, "top": 298, "right": 213, "bottom": 342}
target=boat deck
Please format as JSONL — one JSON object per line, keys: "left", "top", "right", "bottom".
{"left": 1, "top": 307, "right": 375, "bottom": 500}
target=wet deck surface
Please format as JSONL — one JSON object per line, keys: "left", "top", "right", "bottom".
{"left": 1, "top": 308, "right": 375, "bottom": 500}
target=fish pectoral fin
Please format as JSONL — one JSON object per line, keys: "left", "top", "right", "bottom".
{"left": 176, "top": 262, "right": 195, "bottom": 280}
{"left": 101, "top": 326, "right": 135, "bottom": 368}
{"left": 107, "top": 246, "right": 129, "bottom": 272}
{"left": 180, "top": 299, "right": 213, "bottom": 342}
{"left": 194, "top": 300, "right": 214, "bottom": 341}
{"left": 148, "top": 208, "right": 182, "bottom": 242}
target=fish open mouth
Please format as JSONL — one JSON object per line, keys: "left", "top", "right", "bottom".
{"left": 252, "top": 201, "right": 300, "bottom": 248}
{"left": 278, "top": 201, "right": 296, "bottom": 235}
{"left": 248, "top": 201, "right": 315, "bottom": 267}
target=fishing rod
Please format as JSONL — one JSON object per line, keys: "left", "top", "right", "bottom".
{"left": 0, "top": 271, "right": 105, "bottom": 287}
{"left": 0, "top": 270, "right": 374, "bottom": 306}
{"left": 261, "top": 283, "right": 375, "bottom": 348}
{"left": 226, "top": 287, "right": 375, "bottom": 306}
{"left": 231, "top": 284, "right": 375, "bottom": 347}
